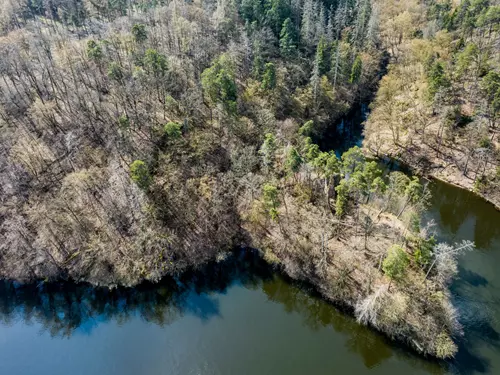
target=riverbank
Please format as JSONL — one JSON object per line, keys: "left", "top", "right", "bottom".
{"left": 362, "top": 0, "right": 500, "bottom": 213}
{"left": 0, "top": 176, "right": 498, "bottom": 374}
{"left": 241, "top": 173, "right": 463, "bottom": 359}
{"left": 0, "top": 248, "right": 454, "bottom": 375}
{"left": 0, "top": 160, "right": 464, "bottom": 360}
{"left": 365, "top": 145, "right": 500, "bottom": 212}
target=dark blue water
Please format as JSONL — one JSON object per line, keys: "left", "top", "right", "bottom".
{"left": 315, "top": 103, "right": 369, "bottom": 155}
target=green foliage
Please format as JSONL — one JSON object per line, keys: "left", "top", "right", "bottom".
{"left": 86, "top": 40, "right": 103, "bottom": 61}
{"left": 261, "top": 63, "right": 277, "bottom": 90}
{"left": 330, "top": 41, "right": 352, "bottom": 86}
{"left": 363, "top": 161, "right": 382, "bottom": 188}
{"left": 341, "top": 146, "right": 365, "bottom": 174}
{"left": 452, "top": 0, "right": 489, "bottom": 32}
{"left": 335, "top": 179, "right": 349, "bottom": 218}
{"left": 132, "top": 24, "right": 148, "bottom": 43}
{"left": 350, "top": 55, "right": 363, "bottom": 84}
{"left": 118, "top": 115, "right": 130, "bottom": 129}
{"left": 130, "top": 160, "right": 151, "bottom": 190}
{"left": 279, "top": 18, "right": 297, "bottom": 57}
{"left": 324, "top": 152, "right": 340, "bottom": 178}
{"left": 481, "top": 71, "right": 500, "bottom": 115}
{"left": 163, "top": 122, "right": 182, "bottom": 139}
{"left": 262, "top": 183, "right": 280, "bottom": 221}
{"left": 108, "top": 62, "right": 125, "bottom": 81}
{"left": 389, "top": 172, "right": 411, "bottom": 195}
{"left": 303, "top": 141, "right": 320, "bottom": 162}
{"left": 405, "top": 177, "right": 424, "bottom": 204}
{"left": 427, "top": 61, "right": 450, "bottom": 96}
{"left": 371, "top": 176, "right": 387, "bottom": 195}
{"left": 312, "top": 151, "right": 339, "bottom": 178}
{"left": 252, "top": 53, "right": 264, "bottom": 79}
{"left": 415, "top": 235, "right": 436, "bottom": 267}
{"left": 286, "top": 147, "right": 302, "bottom": 174}
{"left": 240, "top": 0, "right": 264, "bottom": 23}
{"left": 457, "top": 43, "right": 477, "bottom": 74}
{"left": 348, "top": 170, "right": 368, "bottom": 198}
{"left": 299, "top": 120, "right": 315, "bottom": 136}
{"left": 202, "top": 55, "right": 238, "bottom": 112}
{"left": 409, "top": 212, "right": 421, "bottom": 233}
{"left": 315, "top": 36, "right": 330, "bottom": 76}
{"left": 479, "top": 136, "right": 491, "bottom": 148}
{"left": 144, "top": 49, "right": 168, "bottom": 76}
{"left": 265, "top": 0, "right": 291, "bottom": 35}
{"left": 477, "top": 6, "right": 500, "bottom": 31}
{"left": 383, "top": 245, "right": 409, "bottom": 282}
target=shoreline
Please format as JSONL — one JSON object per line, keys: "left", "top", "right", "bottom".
{"left": 0, "top": 246, "right": 452, "bottom": 365}
{"left": 426, "top": 174, "right": 500, "bottom": 212}
{"left": 372, "top": 151, "right": 500, "bottom": 212}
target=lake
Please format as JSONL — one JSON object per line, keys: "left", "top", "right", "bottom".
{"left": 0, "top": 178, "right": 498, "bottom": 374}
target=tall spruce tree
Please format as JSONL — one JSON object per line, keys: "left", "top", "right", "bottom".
{"left": 261, "top": 62, "right": 277, "bottom": 90}
{"left": 279, "top": 18, "right": 297, "bottom": 57}
{"left": 350, "top": 54, "right": 362, "bottom": 84}
{"left": 315, "top": 36, "right": 330, "bottom": 75}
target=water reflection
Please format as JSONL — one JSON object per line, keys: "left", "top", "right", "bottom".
{"left": 0, "top": 251, "right": 273, "bottom": 338}
{"left": 0, "top": 249, "right": 447, "bottom": 374}
{"left": 262, "top": 275, "right": 444, "bottom": 373}
{"left": 427, "top": 179, "right": 500, "bottom": 374}
{"left": 315, "top": 103, "right": 368, "bottom": 154}
{"left": 429, "top": 180, "right": 500, "bottom": 250}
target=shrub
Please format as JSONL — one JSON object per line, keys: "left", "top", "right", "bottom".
{"left": 435, "top": 332, "right": 457, "bottom": 358}
{"left": 164, "top": 122, "right": 182, "bottom": 139}
{"left": 383, "top": 245, "right": 409, "bottom": 282}
{"left": 130, "top": 160, "right": 151, "bottom": 190}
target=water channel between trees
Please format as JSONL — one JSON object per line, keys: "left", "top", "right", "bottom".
{"left": 0, "top": 109, "right": 499, "bottom": 375}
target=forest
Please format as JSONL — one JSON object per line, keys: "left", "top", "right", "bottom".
{"left": 365, "top": 0, "right": 500, "bottom": 208}
{"left": 0, "top": 0, "right": 497, "bottom": 360}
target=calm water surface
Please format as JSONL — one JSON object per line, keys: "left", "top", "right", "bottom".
{"left": 0, "top": 180, "right": 498, "bottom": 375}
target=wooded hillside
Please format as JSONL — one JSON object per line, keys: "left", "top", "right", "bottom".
{"left": 0, "top": 0, "right": 485, "bottom": 359}
{"left": 365, "top": 0, "right": 500, "bottom": 208}
{"left": 0, "top": 0, "right": 382, "bottom": 285}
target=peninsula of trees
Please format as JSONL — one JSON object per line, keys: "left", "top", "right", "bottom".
{"left": 0, "top": 0, "right": 491, "bottom": 359}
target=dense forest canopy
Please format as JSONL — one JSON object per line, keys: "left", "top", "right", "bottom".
{"left": 0, "top": 0, "right": 383, "bottom": 284}
{"left": 0, "top": 0, "right": 495, "bottom": 359}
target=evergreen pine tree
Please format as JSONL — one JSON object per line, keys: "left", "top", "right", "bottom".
{"left": 279, "top": 18, "right": 297, "bottom": 57}
{"left": 261, "top": 63, "right": 277, "bottom": 90}
{"left": 266, "top": 0, "right": 291, "bottom": 35}
{"left": 350, "top": 55, "right": 362, "bottom": 84}
{"left": 315, "top": 36, "right": 330, "bottom": 76}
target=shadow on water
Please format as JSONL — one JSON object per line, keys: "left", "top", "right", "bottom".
{"left": 262, "top": 273, "right": 447, "bottom": 373}
{"left": 0, "top": 181, "right": 499, "bottom": 374}
{"left": 456, "top": 267, "right": 488, "bottom": 288}
{"left": 314, "top": 103, "right": 369, "bottom": 155}
{"left": 450, "top": 294, "right": 500, "bottom": 375}
{"left": 427, "top": 179, "right": 500, "bottom": 250}
{"left": 358, "top": 159, "right": 500, "bottom": 374}
{"left": 0, "top": 248, "right": 448, "bottom": 374}
{"left": 0, "top": 250, "right": 274, "bottom": 338}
